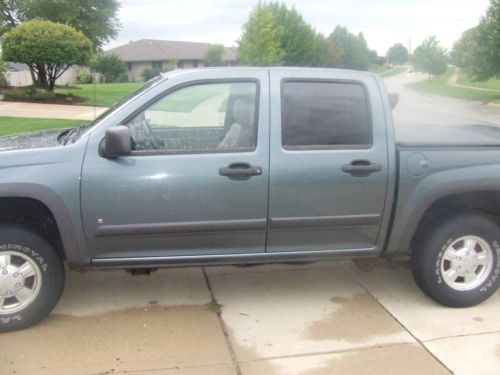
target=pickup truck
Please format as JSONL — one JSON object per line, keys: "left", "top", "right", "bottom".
{"left": 0, "top": 68, "right": 499, "bottom": 332}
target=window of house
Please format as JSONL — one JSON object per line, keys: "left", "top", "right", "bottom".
{"left": 281, "top": 81, "right": 371, "bottom": 148}
{"left": 126, "top": 81, "right": 258, "bottom": 153}
{"left": 127, "top": 63, "right": 132, "bottom": 71}
{"left": 152, "top": 61, "right": 163, "bottom": 71}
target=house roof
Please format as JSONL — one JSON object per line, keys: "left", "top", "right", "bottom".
{"left": 105, "top": 39, "right": 237, "bottom": 63}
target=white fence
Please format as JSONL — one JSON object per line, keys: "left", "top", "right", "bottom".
{"left": 4, "top": 67, "right": 80, "bottom": 87}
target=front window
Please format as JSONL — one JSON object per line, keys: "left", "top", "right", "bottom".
{"left": 126, "top": 81, "right": 258, "bottom": 153}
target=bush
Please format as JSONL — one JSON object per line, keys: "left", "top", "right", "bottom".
{"left": 93, "top": 53, "right": 127, "bottom": 83}
{"left": 141, "top": 68, "right": 162, "bottom": 81}
{"left": 117, "top": 73, "right": 129, "bottom": 83}
{"left": 77, "top": 69, "right": 92, "bottom": 84}
{"left": 4, "top": 87, "right": 56, "bottom": 101}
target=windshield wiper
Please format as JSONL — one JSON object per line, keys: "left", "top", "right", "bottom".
{"left": 60, "top": 124, "right": 90, "bottom": 145}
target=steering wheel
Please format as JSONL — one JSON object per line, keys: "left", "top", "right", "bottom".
{"left": 139, "top": 116, "right": 162, "bottom": 150}
{"left": 129, "top": 113, "right": 162, "bottom": 150}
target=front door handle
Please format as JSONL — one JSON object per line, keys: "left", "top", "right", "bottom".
{"left": 219, "top": 163, "right": 262, "bottom": 180}
{"left": 342, "top": 160, "right": 382, "bottom": 177}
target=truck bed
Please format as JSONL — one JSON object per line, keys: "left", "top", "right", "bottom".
{"left": 396, "top": 123, "right": 500, "bottom": 148}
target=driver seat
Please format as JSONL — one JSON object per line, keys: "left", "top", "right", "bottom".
{"left": 219, "top": 98, "right": 255, "bottom": 149}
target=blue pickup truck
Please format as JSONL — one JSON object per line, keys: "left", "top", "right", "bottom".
{"left": 0, "top": 68, "right": 499, "bottom": 332}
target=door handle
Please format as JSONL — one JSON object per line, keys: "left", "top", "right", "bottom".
{"left": 342, "top": 160, "right": 382, "bottom": 177}
{"left": 219, "top": 163, "right": 263, "bottom": 180}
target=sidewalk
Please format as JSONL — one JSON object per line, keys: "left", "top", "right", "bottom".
{"left": 0, "top": 101, "right": 108, "bottom": 121}
{"left": 447, "top": 68, "right": 500, "bottom": 93}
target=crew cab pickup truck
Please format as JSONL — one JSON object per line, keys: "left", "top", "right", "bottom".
{"left": 1, "top": 68, "right": 499, "bottom": 332}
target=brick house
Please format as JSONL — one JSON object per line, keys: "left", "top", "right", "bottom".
{"left": 106, "top": 39, "right": 238, "bottom": 81}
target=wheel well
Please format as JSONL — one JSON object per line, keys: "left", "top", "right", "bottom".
{"left": 0, "top": 197, "right": 64, "bottom": 259}
{"left": 411, "top": 191, "right": 500, "bottom": 249}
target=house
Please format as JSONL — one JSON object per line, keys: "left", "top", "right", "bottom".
{"left": 105, "top": 39, "right": 238, "bottom": 81}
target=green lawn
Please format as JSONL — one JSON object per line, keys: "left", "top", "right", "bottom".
{"left": 407, "top": 67, "right": 500, "bottom": 104}
{"left": 369, "top": 64, "right": 406, "bottom": 78}
{"left": 55, "top": 82, "right": 141, "bottom": 107}
{"left": 0, "top": 116, "right": 87, "bottom": 136}
{"left": 457, "top": 69, "right": 500, "bottom": 91}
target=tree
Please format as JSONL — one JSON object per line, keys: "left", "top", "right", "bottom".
{"left": 412, "top": 36, "right": 447, "bottom": 80}
{"left": 94, "top": 53, "right": 126, "bottom": 82}
{"left": 0, "top": 54, "right": 7, "bottom": 87}
{"left": 327, "top": 26, "right": 370, "bottom": 70}
{"left": 238, "top": 2, "right": 335, "bottom": 67}
{"left": 267, "top": 2, "right": 319, "bottom": 66}
{"left": 386, "top": 43, "right": 409, "bottom": 65}
{"left": 452, "top": 0, "right": 499, "bottom": 81}
{"left": 2, "top": 19, "right": 92, "bottom": 91}
{"left": 451, "top": 27, "right": 478, "bottom": 68}
{"left": 0, "top": 0, "right": 120, "bottom": 49}
{"left": 238, "top": 2, "right": 284, "bottom": 66}
{"left": 205, "top": 44, "right": 225, "bottom": 67}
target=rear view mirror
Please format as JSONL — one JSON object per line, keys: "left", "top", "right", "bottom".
{"left": 101, "top": 125, "right": 132, "bottom": 158}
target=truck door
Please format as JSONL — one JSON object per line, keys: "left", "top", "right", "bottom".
{"left": 267, "top": 69, "right": 391, "bottom": 254}
{"left": 81, "top": 70, "right": 270, "bottom": 260}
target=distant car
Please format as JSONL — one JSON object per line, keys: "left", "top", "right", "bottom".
{"left": 0, "top": 68, "right": 498, "bottom": 332}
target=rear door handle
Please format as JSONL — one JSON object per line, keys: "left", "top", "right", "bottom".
{"left": 342, "top": 160, "right": 382, "bottom": 177}
{"left": 219, "top": 163, "right": 262, "bottom": 180}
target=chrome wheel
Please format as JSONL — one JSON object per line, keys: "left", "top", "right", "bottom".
{"left": 440, "top": 236, "right": 494, "bottom": 291}
{"left": 0, "top": 251, "right": 42, "bottom": 314}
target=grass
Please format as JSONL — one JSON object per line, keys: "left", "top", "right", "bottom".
{"left": 407, "top": 67, "right": 500, "bottom": 105}
{"left": 368, "top": 64, "right": 406, "bottom": 78}
{"left": 55, "top": 82, "right": 141, "bottom": 107}
{"left": 457, "top": 69, "right": 500, "bottom": 91}
{"left": 0, "top": 116, "right": 87, "bottom": 136}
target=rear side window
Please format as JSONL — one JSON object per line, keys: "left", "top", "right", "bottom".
{"left": 282, "top": 81, "right": 371, "bottom": 148}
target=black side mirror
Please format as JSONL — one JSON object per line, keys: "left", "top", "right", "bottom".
{"left": 101, "top": 125, "right": 132, "bottom": 158}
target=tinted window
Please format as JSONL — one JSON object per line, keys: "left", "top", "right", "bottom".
{"left": 127, "top": 82, "right": 258, "bottom": 153}
{"left": 282, "top": 81, "right": 371, "bottom": 148}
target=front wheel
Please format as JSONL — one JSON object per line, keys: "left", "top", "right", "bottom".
{"left": 412, "top": 213, "right": 500, "bottom": 307}
{"left": 0, "top": 225, "right": 65, "bottom": 332}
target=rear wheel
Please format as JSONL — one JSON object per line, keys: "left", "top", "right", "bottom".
{"left": 0, "top": 225, "right": 65, "bottom": 332}
{"left": 412, "top": 213, "right": 500, "bottom": 307}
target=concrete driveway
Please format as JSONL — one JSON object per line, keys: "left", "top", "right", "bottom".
{"left": 0, "top": 261, "right": 498, "bottom": 375}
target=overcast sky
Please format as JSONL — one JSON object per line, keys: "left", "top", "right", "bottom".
{"left": 105, "top": 0, "right": 491, "bottom": 55}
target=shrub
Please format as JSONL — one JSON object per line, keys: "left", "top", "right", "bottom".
{"left": 93, "top": 53, "right": 127, "bottom": 83}
{"left": 77, "top": 69, "right": 92, "bottom": 84}
{"left": 4, "top": 87, "right": 55, "bottom": 101}
{"left": 141, "top": 68, "right": 162, "bottom": 81}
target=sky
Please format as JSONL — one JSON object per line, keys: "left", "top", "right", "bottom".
{"left": 105, "top": 0, "right": 491, "bottom": 55}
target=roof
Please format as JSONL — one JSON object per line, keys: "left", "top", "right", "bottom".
{"left": 105, "top": 39, "right": 237, "bottom": 63}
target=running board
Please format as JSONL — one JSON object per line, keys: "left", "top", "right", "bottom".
{"left": 91, "top": 247, "right": 380, "bottom": 269}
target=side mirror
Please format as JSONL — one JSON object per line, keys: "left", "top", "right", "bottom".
{"left": 101, "top": 125, "right": 132, "bottom": 158}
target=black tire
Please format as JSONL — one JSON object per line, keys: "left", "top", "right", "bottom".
{"left": 412, "top": 213, "right": 500, "bottom": 307}
{"left": 0, "top": 225, "right": 65, "bottom": 333}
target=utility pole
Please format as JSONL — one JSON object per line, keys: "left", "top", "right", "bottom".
{"left": 409, "top": 37, "right": 412, "bottom": 55}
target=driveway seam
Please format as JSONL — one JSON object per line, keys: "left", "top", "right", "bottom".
{"left": 422, "top": 329, "right": 500, "bottom": 343}
{"left": 233, "top": 341, "right": 425, "bottom": 364}
{"left": 203, "top": 267, "right": 242, "bottom": 375}
{"left": 341, "top": 261, "right": 453, "bottom": 374}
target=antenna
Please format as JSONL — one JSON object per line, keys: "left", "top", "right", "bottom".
{"left": 93, "top": 66, "right": 96, "bottom": 120}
